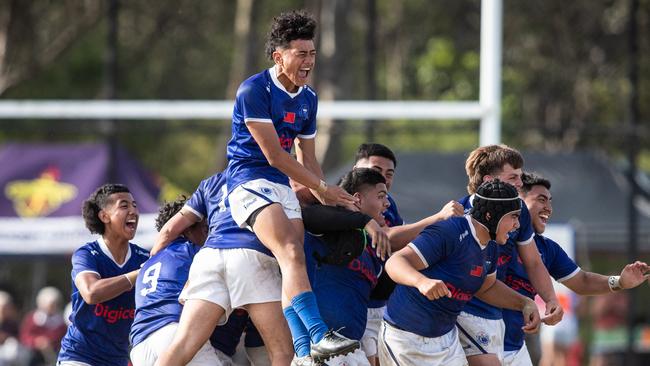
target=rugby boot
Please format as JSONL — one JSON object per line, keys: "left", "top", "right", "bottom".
{"left": 310, "top": 329, "right": 360, "bottom": 363}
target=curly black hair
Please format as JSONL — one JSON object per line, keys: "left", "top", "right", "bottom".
{"left": 265, "top": 10, "right": 317, "bottom": 61}
{"left": 82, "top": 184, "right": 130, "bottom": 235}
{"left": 339, "top": 168, "right": 386, "bottom": 195}
{"left": 155, "top": 195, "right": 188, "bottom": 232}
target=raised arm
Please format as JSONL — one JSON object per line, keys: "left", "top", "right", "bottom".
{"left": 151, "top": 208, "right": 201, "bottom": 255}
{"left": 562, "top": 261, "right": 650, "bottom": 296}
{"left": 387, "top": 200, "right": 463, "bottom": 250}
{"left": 247, "top": 122, "right": 356, "bottom": 207}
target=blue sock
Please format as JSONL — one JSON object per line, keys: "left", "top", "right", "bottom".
{"left": 291, "top": 291, "right": 328, "bottom": 343}
{"left": 283, "top": 306, "right": 311, "bottom": 357}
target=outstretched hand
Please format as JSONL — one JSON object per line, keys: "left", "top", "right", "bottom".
{"left": 620, "top": 261, "right": 650, "bottom": 289}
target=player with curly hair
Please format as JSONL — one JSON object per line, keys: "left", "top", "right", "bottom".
{"left": 57, "top": 184, "right": 149, "bottom": 366}
{"left": 223, "top": 9, "right": 359, "bottom": 364}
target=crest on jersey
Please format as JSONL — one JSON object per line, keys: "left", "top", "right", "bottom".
{"left": 5, "top": 166, "right": 77, "bottom": 218}
{"left": 299, "top": 104, "right": 309, "bottom": 119}
{"left": 476, "top": 331, "right": 490, "bottom": 346}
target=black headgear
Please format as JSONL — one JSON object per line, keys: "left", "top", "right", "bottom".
{"left": 470, "top": 179, "right": 521, "bottom": 240}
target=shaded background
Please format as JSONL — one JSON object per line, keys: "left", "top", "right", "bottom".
{"left": 1, "top": 0, "right": 650, "bottom": 364}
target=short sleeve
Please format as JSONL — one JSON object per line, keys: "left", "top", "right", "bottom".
{"left": 71, "top": 247, "right": 100, "bottom": 280}
{"left": 408, "top": 225, "right": 453, "bottom": 268}
{"left": 544, "top": 237, "right": 580, "bottom": 282}
{"left": 239, "top": 82, "right": 272, "bottom": 123}
{"left": 515, "top": 202, "right": 534, "bottom": 245}
{"left": 486, "top": 244, "right": 498, "bottom": 275}
{"left": 298, "top": 92, "right": 318, "bottom": 138}
{"left": 185, "top": 181, "right": 208, "bottom": 220}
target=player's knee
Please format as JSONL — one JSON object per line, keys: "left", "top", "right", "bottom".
{"left": 278, "top": 241, "right": 306, "bottom": 264}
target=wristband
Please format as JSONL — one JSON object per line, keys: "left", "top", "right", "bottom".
{"left": 608, "top": 275, "right": 623, "bottom": 292}
{"left": 124, "top": 274, "right": 134, "bottom": 289}
{"left": 316, "top": 180, "right": 328, "bottom": 194}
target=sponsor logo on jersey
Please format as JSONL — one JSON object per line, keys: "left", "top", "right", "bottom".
{"left": 459, "top": 230, "right": 469, "bottom": 242}
{"left": 444, "top": 282, "right": 473, "bottom": 302}
{"left": 94, "top": 303, "right": 135, "bottom": 324}
{"left": 278, "top": 135, "right": 294, "bottom": 150}
{"left": 5, "top": 166, "right": 77, "bottom": 217}
{"left": 505, "top": 274, "right": 536, "bottom": 295}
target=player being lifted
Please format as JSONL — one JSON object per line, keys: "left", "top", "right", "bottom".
{"left": 456, "top": 144, "right": 563, "bottom": 366}
{"left": 188, "top": 10, "right": 358, "bottom": 363}
{"left": 500, "top": 172, "right": 650, "bottom": 365}
{"left": 378, "top": 180, "right": 541, "bottom": 366}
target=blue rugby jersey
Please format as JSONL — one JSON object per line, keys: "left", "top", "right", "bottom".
{"left": 58, "top": 239, "right": 149, "bottom": 366}
{"left": 310, "top": 233, "right": 383, "bottom": 340}
{"left": 226, "top": 67, "right": 318, "bottom": 192}
{"left": 384, "top": 215, "right": 497, "bottom": 338}
{"left": 383, "top": 194, "right": 404, "bottom": 227}
{"left": 459, "top": 194, "right": 533, "bottom": 319}
{"left": 503, "top": 234, "right": 579, "bottom": 352}
{"left": 130, "top": 238, "right": 201, "bottom": 347}
{"left": 184, "top": 172, "right": 271, "bottom": 256}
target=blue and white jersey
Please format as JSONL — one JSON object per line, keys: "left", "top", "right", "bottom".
{"left": 310, "top": 233, "right": 383, "bottom": 340}
{"left": 184, "top": 172, "right": 271, "bottom": 256}
{"left": 459, "top": 194, "right": 534, "bottom": 320}
{"left": 383, "top": 194, "right": 404, "bottom": 227}
{"left": 384, "top": 215, "right": 497, "bottom": 338}
{"left": 130, "top": 238, "right": 201, "bottom": 347}
{"left": 503, "top": 234, "right": 580, "bottom": 352}
{"left": 226, "top": 67, "right": 318, "bottom": 191}
{"left": 58, "top": 239, "right": 149, "bottom": 366}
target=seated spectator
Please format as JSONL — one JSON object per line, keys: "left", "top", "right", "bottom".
{"left": 20, "top": 287, "right": 67, "bottom": 366}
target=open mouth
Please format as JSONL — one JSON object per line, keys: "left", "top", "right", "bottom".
{"left": 126, "top": 219, "right": 138, "bottom": 231}
{"left": 298, "top": 68, "right": 310, "bottom": 78}
{"left": 539, "top": 213, "right": 549, "bottom": 225}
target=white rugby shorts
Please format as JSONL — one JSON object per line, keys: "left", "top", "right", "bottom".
{"left": 360, "top": 306, "right": 385, "bottom": 357}
{"left": 180, "top": 247, "right": 282, "bottom": 324}
{"left": 455, "top": 311, "right": 505, "bottom": 361}
{"left": 503, "top": 343, "right": 533, "bottom": 366}
{"left": 378, "top": 321, "right": 468, "bottom": 366}
{"left": 228, "top": 179, "right": 302, "bottom": 229}
{"left": 130, "top": 322, "right": 231, "bottom": 366}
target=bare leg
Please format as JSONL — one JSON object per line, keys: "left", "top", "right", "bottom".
{"left": 251, "top": 203, "right": 309, "bottom": 307}
{"left": 467, "top": 354, "right": 501, "bottom": 366}
{"left": 155, "top": 299, "right": 225, "bottom": 366}
{"left": 246, "top": 301, "right": 294, "bottom": 366}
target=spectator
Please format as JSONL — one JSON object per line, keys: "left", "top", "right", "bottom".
{"left": 0, "top": 291, "right": 29, "bottom": 366}
{"left": 19, "top": 287, "right": 67, "bottom": 366}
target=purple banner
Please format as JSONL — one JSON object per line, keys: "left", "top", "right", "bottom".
{"left": 0, "top": 143, "right": 161, "bottom": 218}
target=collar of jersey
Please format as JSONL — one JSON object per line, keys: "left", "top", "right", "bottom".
{"left": 97, "top": 236, "right": 132, "bottom": 268}
{"left": 464, "top": 214, "right": 487, "bottom": 250}
{"left": 268, "top": 66, "right": 303, "bottom": 98}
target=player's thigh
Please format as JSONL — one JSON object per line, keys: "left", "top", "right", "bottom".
{"left": 361, "top": 306, "right": 384, "bottom": 358}
{"left": 456, "top": 312, "right": 504, "bottom": 361}
{"left": 131, "top": 323, "right": 179, "bottom": 366}
{"left": 225, "top": 249, "right": 282, "bottom": 310}
{"left": 245, "top": 301, "right": 293, "bottom": 359}
{"left": 378, "top": 321, "right": 467, "bottom": 366}
{"left": 173, "top": 299, "right": 227, "bottom": 355}
{"left": 466, "top": 354, "right": 501, "bottom": 366}
{"left": 251, "top": 204, "right": 304, "bottom": 252}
